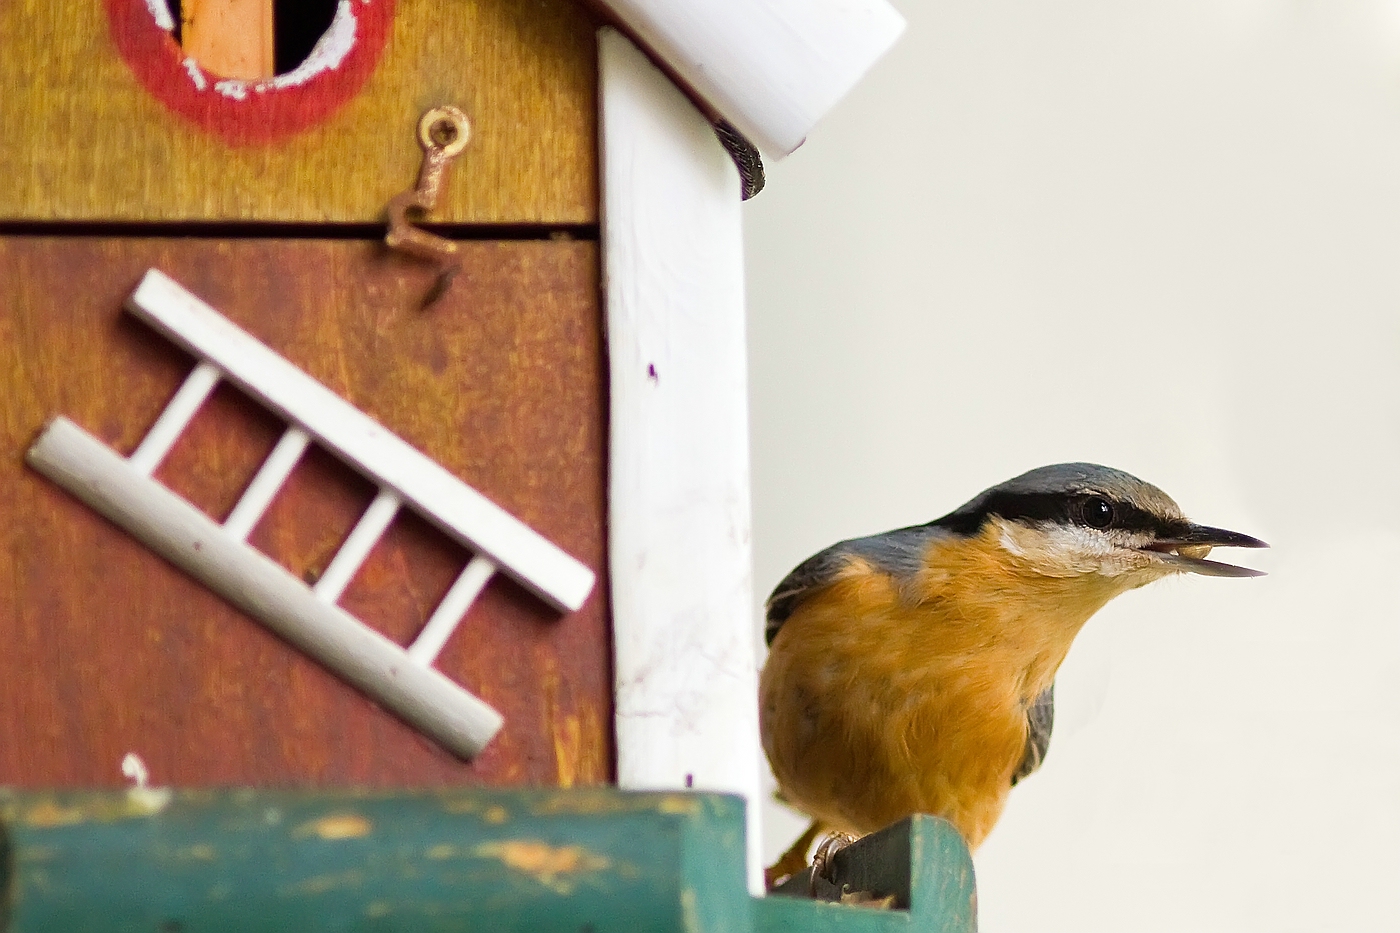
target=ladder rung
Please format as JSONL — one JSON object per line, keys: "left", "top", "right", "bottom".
{"left": 407, "top": 555, "right": 497, "bottom": 666}
{"left": 313, "top": 488, "right": 400, "bottom": 604}
{"left": 223, "top": 426, "right": 310, "bottom": 541}
{"left": 128, "top": 360, "right": 221, "bottom": 475}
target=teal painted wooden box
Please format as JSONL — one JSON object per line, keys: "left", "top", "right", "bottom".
{"left": 0, "top": 788, "right": 976, "bottom": 932}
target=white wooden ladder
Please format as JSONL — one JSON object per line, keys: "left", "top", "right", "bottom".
{"left": 26, "top": 269, "right": 595, "bottom": 759}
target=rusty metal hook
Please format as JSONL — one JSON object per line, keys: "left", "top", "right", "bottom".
{"left": 386, "top": 106, "right": 470, "bottom": 305}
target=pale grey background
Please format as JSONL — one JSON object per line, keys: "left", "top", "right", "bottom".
{"left": 743, "top": 1, "right": 1400, "bottom": 930}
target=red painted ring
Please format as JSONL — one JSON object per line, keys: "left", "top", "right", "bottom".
{"left": 107, "top": 0, "right": 394, "bottom": 145}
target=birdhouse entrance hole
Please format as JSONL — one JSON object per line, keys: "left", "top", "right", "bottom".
{"left": 163, "top": 0, "right": 341, "bottom": 81}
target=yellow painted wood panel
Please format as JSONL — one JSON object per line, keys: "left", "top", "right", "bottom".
{"left": 0, "top": 0, "right": 597, "bottom": 224}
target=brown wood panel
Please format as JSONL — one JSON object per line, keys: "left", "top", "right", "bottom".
{"left": 0, "top": 236, "right": 611, "bottom": 788}
{"left": 0, "top": 0, "right": 597, "bottom": 224}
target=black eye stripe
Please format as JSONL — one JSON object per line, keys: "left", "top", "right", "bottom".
{"left": 931, "top": 492, "right": 1173, "bottom": 537}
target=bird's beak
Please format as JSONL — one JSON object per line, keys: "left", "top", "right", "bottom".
{"left": 1140, "top": 523, "right": 1270, "bottom": 578}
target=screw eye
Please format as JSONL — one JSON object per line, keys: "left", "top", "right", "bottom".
{"left": 1082, "top": 496, "right": 1114, "bottom": 528}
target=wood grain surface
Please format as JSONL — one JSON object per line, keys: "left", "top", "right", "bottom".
{"left": 0, "top": 0, "right": 597, "bottom": 223}
{"left": 0, "top": 236, "right": 611, "bottom": 789}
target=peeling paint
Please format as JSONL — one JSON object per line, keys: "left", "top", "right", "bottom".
{"left": 365, "top": 902, "right": 392, "bottom": 918}
{"left": 23, "top": 789, "right": 172, "bottom": 827}
{"left": 657, "top": 795, "right": 702, "bottom": 815}
{"left": 142, "top": 0, "right": 174, "bottom": 31}
{"left": 282, "top": 869, "right": 366, "bottom": 896}
{"left": 214, "top": 79, "right": 249, "bottom": 101}
{"left": 553, "top": 714, "right": 582, "bottom": 788}
{"left": 120, "top": 753, "right": 150, "bottom": 788}
{"left": 127, "top": 787, "right": 172, "bottom": 816}
{"left": 15, "top": 846, "right": 58, "bottom": 864}
{"left": 426, "top": 843, "right": 460, "bottom": 860}
{"left": 22, "top": 802, "right": 87, "bottom": 828}
{"left": 484, "top": 805, "right": 508, "bottom": 825}
{"left": 293, "top": 813, "right": 373, "bottom": 840}
{"left": 441, "top": 798, "right": 482, "bottom": 816}
{"left": 181, "top": 58, "right": 208, "bottom": 91}
{"left": 680, "top": 888, "right": 701, "bottom": 931}
{"left": 473, "top": 840, "right": 611, "bottom": 895}
{"left": 176, "top": 844, "right": 216, "bottom": 861}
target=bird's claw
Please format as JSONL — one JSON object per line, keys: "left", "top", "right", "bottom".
{"left": 809, "top": 831, "right": 859, "bottom": 897}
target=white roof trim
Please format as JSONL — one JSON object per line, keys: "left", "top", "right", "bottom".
{"left": 597, "top": 0, "right": 906, "bottom": 157}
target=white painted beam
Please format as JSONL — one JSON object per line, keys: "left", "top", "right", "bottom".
{"left": 599, "top": 28, "right": 763, "bottom": 892}
{"left": 596, "top": 0, "right": 905, "bottom": 156}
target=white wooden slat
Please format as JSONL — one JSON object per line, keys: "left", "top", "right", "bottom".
{"left": 222, "top": 425, "right": 310, "bottom": 540}
{"left": 126, "top": 270, "right": 595, "bottom": 614}
{"left": 407, "top": 554, "right": 497, "bottom": 666}
{"left": 26, "top": 417, "right": 505, "bottom": 758}
{"left": 313, "top": 488, "right": 400, "bottom": 604}
{"left": 599, "top": 28, "right": 764, "bottom": 892}
{"left": 128, "top": 360, "right": 221, "bottom": 475}
{"left": 597, "top": 0, "right": 904, "bottom": 156}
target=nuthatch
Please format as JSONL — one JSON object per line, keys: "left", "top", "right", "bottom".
{"left": 760, "top": 463, "right": 1266, "bottom": 883}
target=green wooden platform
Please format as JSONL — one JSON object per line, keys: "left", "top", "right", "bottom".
{"left": 0, "top": 788, "right": 976, "bottom": 932}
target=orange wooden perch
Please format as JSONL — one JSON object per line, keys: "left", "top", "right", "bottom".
{"left": 182, "top": 0, "right": 275, "bottom": 80}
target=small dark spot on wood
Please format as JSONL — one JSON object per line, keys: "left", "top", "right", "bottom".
{"left": 192, "top": 541, "right": 202, "bottom": 552}
{"left": 160, "top": 920, "right": 184, "bottom": 933}
{"left": 647, "top": 363, "right": 658, "bottom": 383}
{"left": 684, "top": 773, "right": 693, "bottom": 788}
{"left": 579, "top": 925, "right": 597, "bottom": 933}
{"left": 420, "top": 266, "right": 459, "bottom": 310}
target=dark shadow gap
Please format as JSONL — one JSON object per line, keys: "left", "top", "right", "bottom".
{"left": 0, "top": 222, "right": 600, "bottom": 242}
{"left": 274, "top": 0, "right": 339, "bottom": 75}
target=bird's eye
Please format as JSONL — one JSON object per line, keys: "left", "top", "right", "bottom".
{"left": 1082, "top": 496, "right": 1114, "bottom": 528}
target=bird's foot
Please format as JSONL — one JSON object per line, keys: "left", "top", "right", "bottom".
{"left": 764, "top": 819, "right": 824, "bottom": 891}
{"left": 809, "top": 831, "right": 859, "bottom": 896}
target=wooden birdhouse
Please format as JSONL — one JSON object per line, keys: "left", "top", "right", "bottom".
{"left": 0, "top": 1, "right": 975, "bottom": 928}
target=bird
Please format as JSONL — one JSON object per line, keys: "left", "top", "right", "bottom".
{"left": 759, "top": 462, "right": 1267, "bottom": 886}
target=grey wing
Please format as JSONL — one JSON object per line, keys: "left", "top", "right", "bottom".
{"left": 1011, "top": 684, "right": 1055, "bottom": 785}
{"left": 764, "top": 524, "right": 947, "bottom": 646}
